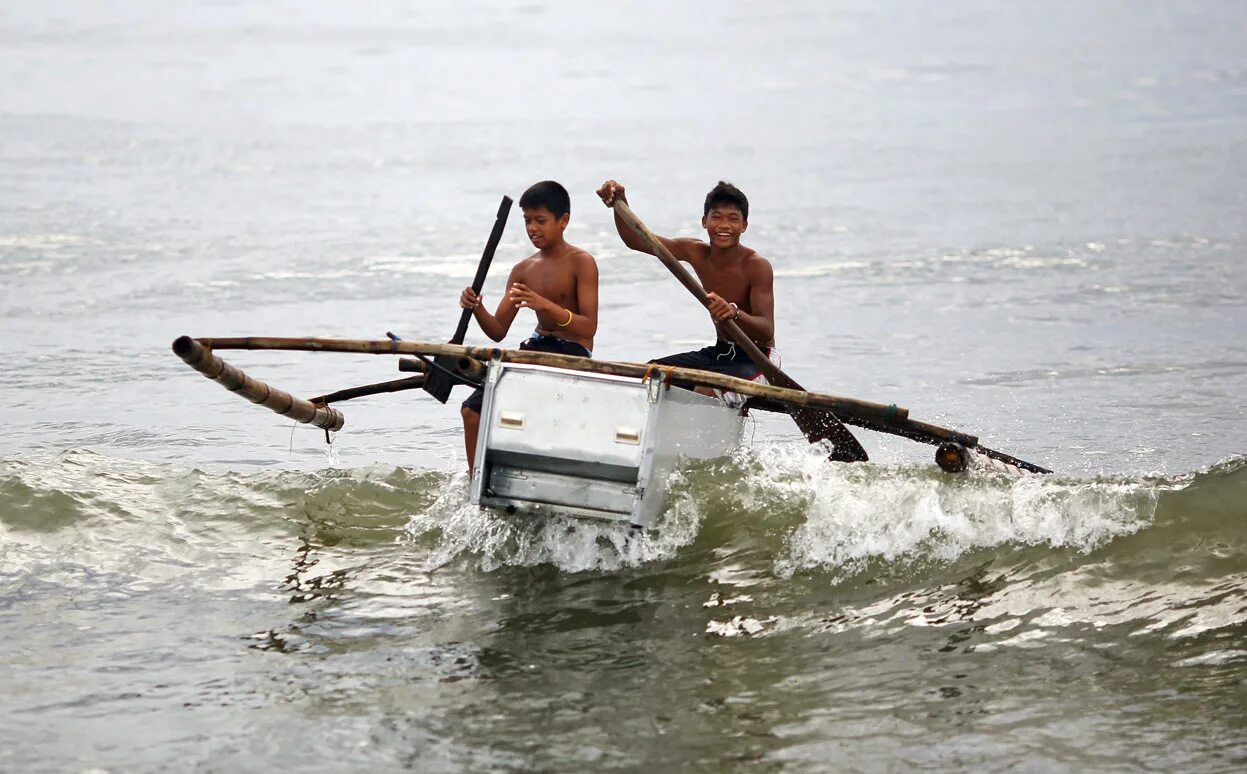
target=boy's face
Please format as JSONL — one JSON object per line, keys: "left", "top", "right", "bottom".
{"left": 701, "top": 204, "right": 747, "bottom": 248}
{"left": 522, "top": 206, "right": 569, "bottom": 250}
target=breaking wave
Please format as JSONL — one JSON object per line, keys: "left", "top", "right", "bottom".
{"left": 2, "top": 450, "right": 1242, "bottom": 580}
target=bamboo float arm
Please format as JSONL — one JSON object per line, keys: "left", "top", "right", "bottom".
{"left": 455, "top": 348, "right": 1027, "bottom": 461}
{"left": 193, "top": 337, "right": 906, "bottom": 426}
{"left": 744, "top": 399, "right": 1049, "bottom": 473}
{"left": 829, "top": 416, "right": 1049, "bottom": 473}
{"left": 308, "top": 375, "right": 426, "bottom": 406}
{"left": 172, "top": 336, "right": 344, "bottom": 431}
{"left": 187, "top": 335, "right": 1050, "bottom": 472}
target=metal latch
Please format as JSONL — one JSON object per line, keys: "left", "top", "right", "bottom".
{"left": 486, "top": 351, "right": 504, "bottom": 387}
{"left": 647, "top": 373, "right": 664, "bottom": 404}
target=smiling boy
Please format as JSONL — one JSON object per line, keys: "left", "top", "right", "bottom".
{"left": 458, "top": 180, "right": 599, "bottom": 471}
{"left": 596, "top": 179, "right": 777, "bottom": 386}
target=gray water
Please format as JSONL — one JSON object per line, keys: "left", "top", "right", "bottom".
{"left": 2, "top": 1, "right": 1246, "bottom": 771}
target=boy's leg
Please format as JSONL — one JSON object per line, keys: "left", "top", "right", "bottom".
{"left": 461, "top": 386, "right": 486, "bottom": 472}
{"left": 461, "top": 405, "right": 480, "bottom": 471}
{"left": 651, "top": 344, "right": 745, "bottom": 397}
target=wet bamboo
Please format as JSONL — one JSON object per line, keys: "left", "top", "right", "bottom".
{"left": 746, "top": 400, "right": 1048, "bottom": 473}
{"left": 192, "top": 337, "right": 907, "bottom": 426}
{"left": 453, "top": 356, "right": 487, "bottom": 383}
{"left": 184, "top": 334, "right": 1052, "bottom": 468}
{"left": 185, "top": 336, "right": 1050, "bottom": 473}
{"left": 398, "top": 356, "right": 484, "bottom": 383}
{"left": 308, "top": 375, "right": 427, "bottom": 406}
{"left": 172, "top": 336, "right": 345, "bottom": 431}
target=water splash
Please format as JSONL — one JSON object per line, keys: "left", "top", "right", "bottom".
{"left": 718, "top": 444, "right": 1168, "bottom": 579}
{"left": 402, "top": 471, "right": 708, "bottom": 574}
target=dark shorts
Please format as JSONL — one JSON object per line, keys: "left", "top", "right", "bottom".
{"left": 652, "top": 340, "right": 769, "bottom": 380}
{"left": 461, "top": 333, "right": 592, "bottom": 413}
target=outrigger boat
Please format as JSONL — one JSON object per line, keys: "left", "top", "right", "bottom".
{"left": 170, "top": 197, "right": 1049, "bottom": 528}
{"left": 171, "top": 334, "right": 1048, "bottom": 528}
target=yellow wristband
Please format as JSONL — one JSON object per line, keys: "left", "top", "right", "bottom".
{"left": 557, "top": 308, "right": 573, "bottom": 327}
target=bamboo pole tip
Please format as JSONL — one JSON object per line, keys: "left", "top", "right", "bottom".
{"left": 172, "top": 336, "right": 195, "bottom": 356}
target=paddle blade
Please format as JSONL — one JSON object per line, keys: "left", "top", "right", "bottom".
{"left": 421, "top": 355, "right": 458, "bottom": 404}
{"left": 791, "top": 406, "right": 870, "bottom": 462}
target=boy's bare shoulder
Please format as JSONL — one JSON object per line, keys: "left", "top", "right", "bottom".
{"left": 741, "top": 248, "right": 774, "bottom": 278}
{"left": 740, "top": 245, "right": 768, "bottom": 264}
{"left": 671, "top": 237, "right": 711, "bottom": 262}
{"left": 513, "top": 252, "right": 541, "bottom": 269}
{"left": 553, "top": 244, "right": 597, "bottom": 272}
{"left": 568, "top": 245, "right": 599, "bottom": 267}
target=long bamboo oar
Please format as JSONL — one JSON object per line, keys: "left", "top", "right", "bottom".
{"left": 607, "top": 198, "right": 869, "bottom": 462}
{"left": 172, "top": 336, "right": 344, "bottom": 431}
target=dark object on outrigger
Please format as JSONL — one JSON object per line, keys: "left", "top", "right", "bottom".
{"left": 935, "top": 442, "right": 970, "bottom": 473}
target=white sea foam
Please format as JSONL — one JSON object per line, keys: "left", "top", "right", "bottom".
{"left": 724, "top": 444, "right": 1161, "bottom": 579}
{"left": 403, "top": 471, "right": 706, "bottom": 574}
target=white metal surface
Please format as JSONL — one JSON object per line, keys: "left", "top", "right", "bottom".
{"left": 469, "top": 362, "right": 745, "bottom": 528}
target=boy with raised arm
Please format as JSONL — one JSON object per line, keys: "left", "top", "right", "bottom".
{"left": 596, "top": 179, "right": 778, "bottom": 388}
{"left": 458, "top": 180, "right": 599, "bottom": 471}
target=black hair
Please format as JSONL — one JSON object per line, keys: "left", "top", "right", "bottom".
{"left": 703, "top": 181, "right": 748, "bottom": 221}
{"left": 519, "top": 180, "right": 571, "bottom": 218}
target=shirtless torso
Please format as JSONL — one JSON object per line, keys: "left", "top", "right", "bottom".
{"left": 666, "top": 240, "right": 775, "bottom": 348}
{"left": 597, "top": 179, "right": 775, "bottom": 350}
{"left": 506, "top": 244, "right": 597, "bottom": 352}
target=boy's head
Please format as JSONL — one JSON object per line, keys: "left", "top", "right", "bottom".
{"left": 701, "top": 181, "right": 749, "bottom": 247}
{"left": 519, "top": 180, "right": 570, "bottom": 219}
{"left": 519, "top": 180, "right": 571, "bottom": 249}
{"left": 703, "top": 181, "right": 748, "bottom": 221}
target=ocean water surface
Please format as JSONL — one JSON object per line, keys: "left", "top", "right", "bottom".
{"left": 2, "top": 1, "right": 1245, "bottom": 770}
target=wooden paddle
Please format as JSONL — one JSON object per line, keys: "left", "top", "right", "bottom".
{"left": 422, "top": 195, "right": 513, "bottom": 403}
{"left": 606, "top": 198, "right": 869, "bottom": 462}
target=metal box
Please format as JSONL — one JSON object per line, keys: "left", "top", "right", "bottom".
{"left": 469, "top": 362, "right": 745, "bottom": 528}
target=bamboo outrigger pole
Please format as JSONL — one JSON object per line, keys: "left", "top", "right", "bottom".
{"left": 308, "top": 375, "right": 426, "bottom": 406}
{"left": 172, "top": 336, "right": 345, "bottom": 431}
{"left": 188, "top": 336, "right": 908, "bottom": 427}
{"left": 178, "top": 335, "right": 1049, "bottom": 472}
{"left": 400, "top": 351, "right": 1048, "bottom": 473}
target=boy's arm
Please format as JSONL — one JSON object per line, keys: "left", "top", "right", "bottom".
{"left": 598, "top": 180, "right": 699, "bottom": 263}
{"left": 462, "top": 264, "right": 522, "bottom": 342}
{"left": 733, "top": 257, "right": 776, "bottom": 346}
{"left": 561, "top": 253, "right": 599, "bottom": 341}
